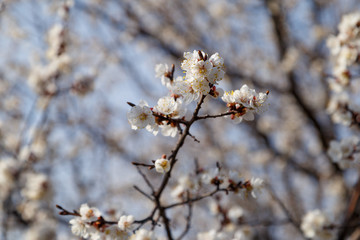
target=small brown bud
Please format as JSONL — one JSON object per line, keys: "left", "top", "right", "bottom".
{"left": 127, "top": 102, "right": 136, "bottom": 107}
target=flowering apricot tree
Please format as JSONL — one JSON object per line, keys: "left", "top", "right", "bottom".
{"left": 1, "top": 0, "right": 360, "bottom": 240}
{"left": 58, "top": 50, "right": 269, "bottom": 239}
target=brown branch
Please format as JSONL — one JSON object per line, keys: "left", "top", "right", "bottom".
{"left": 195, "top": 111, "right": 237, "bottom": 120}
{"left": 148, "top": 95, "right": 207, "bottom": 240}
{"left": 133, "top": 185, "right": 153, "bottom": 201}
{"left": 165, "top": 188, "right": 225, "bottom": 209}
{"left": 135, "top": 166, "right": 155, "bottom": 193}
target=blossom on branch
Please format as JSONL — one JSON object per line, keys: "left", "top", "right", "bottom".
{"left": 154, "top": 157, "right": 170, "bottom": 173}
{"left": 222, "top": 85, "right": 269, "bottom": 124}
{"left": 180, "top": 50, "right": 225, "bottom": 97}
{"left": 327, "top": 136, "right": 360, "bottom": 169}
{"left": 248, "top": 177, "right": 265, "bottom": 199}
{"left": 300, "top": 210, "right": 334, "bottom": 240}
{"left": 155, "top": 63, "right": 172, "bottom": 88}
{"left": 326, "top": 11, "right": 360, "bottom": 126}
{"left": 118, "top": 215, "right": 134, "bottom": 231}
{"left": 131, "top": 229, "right": 156, "bottom": 240}
{"left": 68, "top": 204, "right": 134, "bottom": 240}
{"left": 127, "top": 100, "right": 158, "bottom": 135}
{"left": 79, "top": 204, "right": 101, "bottom": 221}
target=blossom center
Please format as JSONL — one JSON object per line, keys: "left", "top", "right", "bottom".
{"left": 139, "top": 113, "right": 148, "bottom": 121}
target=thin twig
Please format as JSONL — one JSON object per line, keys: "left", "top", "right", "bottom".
{"left": 133, "top": 185, "right": 153, "bottom": 201}
{"left": 136, "top": 166, "right": 155, "bottom": 193}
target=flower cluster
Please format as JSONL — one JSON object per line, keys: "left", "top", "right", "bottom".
{"left": 170, "top": 165, "right": 265, "bottom": 199}
{"left": 202, "top": 167, "right": 264, "bottom": 198}
{"left": 179, "top": 50, "right": 225, "bottom": 95}
{"left": 171, "top": 174, "right": 201, "bottom": 199}
{"left": 222, "top": 85, "right": 269, "bottom": 124}
{"left": 128, "top": 50, "right": 227, "bottom": 138}
{"left": 68, "top": 204, "right": 139, "bottom": 240}
{"left": 204, "top": 200, "right": 255, "bottom": 240}
{"left": 300, "top": 210, "right": 334, "bottom": 240}
{"left": 127, "top": 50, "right": 268, "bottom": 137}
{"left": 66, "top": 51, "right": 268, "bottom": 239}
{"left": 0, "top": 158, "right": 19, "bottom": 197}
{"left": 28, "top": 23, "right": 71, "bottom": 97}
{"left": 327, "top": 12, "right": 360, "bottom": 126}
{"left": 21, "top": 172, "right": 50, "bottom": 201}
{"left": 327, "top": 136, "right": 360, "bottom": 169}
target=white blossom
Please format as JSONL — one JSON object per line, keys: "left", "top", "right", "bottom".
{"left": 326, "top": 11, "right": 360, "bottom": 126}
{"left": 0, "top": 158, "right": 18, "bottom": 196}
{"left": 188, "top": 76, "right": 211, "bottom": 95}
{"left": 233, "top": 226, "right": 254, "bottom": 240}
{"left": 337, "top": 12, "right": 360, "bottom": 42}
{"left": 248, "top": 177, "right": 265, "bottom": 198}
{"left": 228, "top": 206, "right": 244, "bottom": 223}
{"left": 153, "top": 96, "right": 185, "bottom": 118}
{"left": 171, "top": 77, "right": 200, "bottom": 104}
{"left": 300, "top": 210, "right": 334, "bottom": 240}
{"left": 326, "top": 36, "right": 341, "bottom": 55}
{"left": 79, "top": 203, "right": 101, "bottom": 221}
{"left": 155, "top": 64, "right": 171, "bottom": 87}
{"left": 131, "top": 229, "right": 156, "bottom": 240}
{"left": 69, "top": 217, "right": 91, "bottom": 239}
{"left": 154, "top": 157, "right": 170, "bottom": 173}
{"left": 159, "top": 124, "right": 178, "bottom": 137}
{"left": 127, "top": 100, "right": 157, "bottom": 131}
{"left": 181, "top": 50, "right": 225, "bottom": 96}
{"left": 21, "top": 172, "right": 51, "bottom": 200}
{"left": 222, "top": 85, "right": 268, "bottom": 124}
{"left": 171, "top": 175, "right": 200, "bottom": 199}
{"left": 46, "top": 24, "right": 66, "bottom": 61}
{"left": 327, "top": 136, "right": 360, "bottom": 169}
{"left": 208, "top": 52, "right": 225, "bottom": 84}
{"left": 201, "top": 167, "right": 229, "bottom": 189}
{"left": 104, "top": 225, "right": 130, "bottom": 240}
{"left": 118, "top": 215, "right": 134, "bottom": 231}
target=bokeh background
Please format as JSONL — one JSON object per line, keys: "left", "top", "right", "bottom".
{"left": 1, "top": 0, "right": 360, "bottom": 239}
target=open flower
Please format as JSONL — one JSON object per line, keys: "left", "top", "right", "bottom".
{"left": 79, "top": 203, "right": 101, "bottom": 221}
{"left": 127, "top": 100, "right": 156, "bottom": 131}
{"left": 155, "top": 157, "right": 170, "bottom": 173}
{"left": 118, "top": 215, "right": 134, "bottom": 231}
{"left": 327, "top": 136, "right": 360, "bottom": 169}
{"left": 131, "top": 229, "right": 156, "bottom": 240}
{"left": 301, "top": 210, "right": 334, "bottom": 240}
{"left": 69, "top": 217, "right": 91, "bottom": 239}
{"left": 248, "top": 177, "right": 265, "bottom": 198}
{"left": 222, "top": 85, "right": 269, "bottom": 124}
{"left": 155, "top": 63, "right": 172, "bottom": 87}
